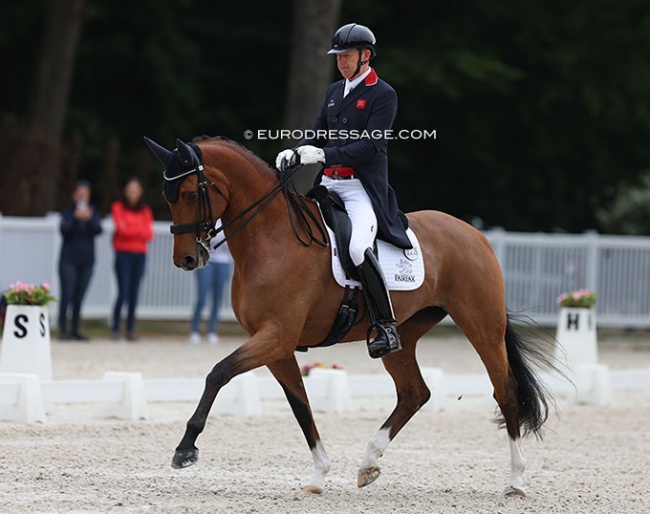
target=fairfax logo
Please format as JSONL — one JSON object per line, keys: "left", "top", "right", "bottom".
{"left": 395, "top": 258, "right": 415, "bottom": 282}
{"left": 328, "top": 99, "right": 336, "bottom": 107}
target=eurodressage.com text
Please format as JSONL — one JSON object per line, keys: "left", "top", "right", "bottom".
{"left": 244, "top": 129, "right": 437, "bottom": 141}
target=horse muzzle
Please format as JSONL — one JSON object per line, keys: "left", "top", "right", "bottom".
{"left": 179, "top": 243, "right": 210, "bottom": 271}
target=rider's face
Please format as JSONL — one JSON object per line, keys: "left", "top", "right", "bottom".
{"left": 336, "top": 49, "right": 371, "bottom": 80}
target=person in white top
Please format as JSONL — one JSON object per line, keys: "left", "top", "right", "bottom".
{"left": 189, "top": 220, "right": 232, "bottom": 345}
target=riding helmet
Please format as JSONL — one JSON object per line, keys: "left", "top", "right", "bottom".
{"left": 327, "top": 23, "right": 376, "bottom": 58}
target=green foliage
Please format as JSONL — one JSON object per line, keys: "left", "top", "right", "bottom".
{"left": 596, "top": 170, "right": 650, "bottom": 235}
{"left": 2, "top": 0, "right": 650, "bottom": 231}
{"left": 557, "top": 289, "right": 597, "bottom": 309}
{"left": 4, "top": 282, "right": 56, "bottom": 306}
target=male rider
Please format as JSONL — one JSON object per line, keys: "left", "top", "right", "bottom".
{"left": 276, "top": 23, "right": 411, "bottom": 359}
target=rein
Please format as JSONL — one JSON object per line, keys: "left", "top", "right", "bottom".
{"left": 165, "top": 159, "right": 328, "bottom": 252}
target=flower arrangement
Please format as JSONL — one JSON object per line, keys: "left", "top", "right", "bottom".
{"left": 556, "top": 289, "right": 596, "bottom": 309}
{"left": 3, "top": 282, "right": 56, "bottom": 306}
{"left": 300, "top": 362, "right": 344, "bottom": 376}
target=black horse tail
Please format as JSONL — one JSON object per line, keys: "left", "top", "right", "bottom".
{"left": 502, "top": 314, "right": 564, "bottom": 440}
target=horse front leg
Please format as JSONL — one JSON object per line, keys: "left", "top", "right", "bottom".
{"left": 357, "top": 321, "right": 433, "bottom": 487}
{"left": 267, "top": 357, "right": 331, "bottom": 494}
{"left": 172, "top": 331, "right": 290, "bottom": 469}
{"left": 172, "top": 351, "right": 240, "bottom": 468}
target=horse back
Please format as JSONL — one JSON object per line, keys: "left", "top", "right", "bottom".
{"left": 405, "top": 210, "right": 503, "bottom": 295}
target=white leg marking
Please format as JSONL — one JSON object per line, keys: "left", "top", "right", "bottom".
{"left": 360, "top": 427, "right": 391, "bottom": 469}
{"left": 506, "top": 437, "right": 527, "bottom": 496}
{"left": 304, "top": 440, "right": 330, "bottom": 494}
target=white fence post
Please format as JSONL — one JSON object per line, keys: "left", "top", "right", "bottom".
{"left": 210, "top": 371, "right": 261, "bottom": 417}
{"left": 93, "top": 372, "right": 149, "bottom": 421}
{"left": 306, "top": 368, "right": 352, "bottom": 413}
{"left": 0, "top": 373, "right": 46, "bottom": 424}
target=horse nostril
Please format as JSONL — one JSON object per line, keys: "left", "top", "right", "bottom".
{"left": 182, "top": 254, "right": 197, "bottom": 270}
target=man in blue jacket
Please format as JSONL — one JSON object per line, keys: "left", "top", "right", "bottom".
{"left": 276, "top": 23, "right": 411, "bottom": 359}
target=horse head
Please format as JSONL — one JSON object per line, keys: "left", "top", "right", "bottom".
{"left": 145, "top": 136, "right": 227, "bottom": 270}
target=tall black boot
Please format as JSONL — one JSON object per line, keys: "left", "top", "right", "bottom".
{"left": 357, "top": 248, "right": 402, "bottom": 359}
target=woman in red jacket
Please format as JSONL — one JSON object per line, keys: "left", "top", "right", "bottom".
{"left": 110, "top": 177, "right": 154, "bottom": 340}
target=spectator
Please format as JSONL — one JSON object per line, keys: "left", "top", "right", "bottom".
{"left": 189, "top": 220, "right": 232, "bottom": 345}
{"left": 110, "top": 177, "right": 154, "bottom": 341}
{"left": 58, "top": 180, "right": 103, "bottom": 341}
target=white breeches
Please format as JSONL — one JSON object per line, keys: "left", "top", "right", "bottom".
{"left": 321, "top": 176, "right": 377, "bottom": 266}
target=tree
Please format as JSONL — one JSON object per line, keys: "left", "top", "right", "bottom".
{"left": 0, "top": 0, "right": 86, "bottom": 215}
{"left": 283, "top": 0, "right": 341, "bottom": 192}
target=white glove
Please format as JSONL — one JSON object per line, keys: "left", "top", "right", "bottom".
{"left": 296, "top": 145, "right": 325, "bottom": 165}
{"left": 275, "top": 149, "right": 296, "bottom": 171}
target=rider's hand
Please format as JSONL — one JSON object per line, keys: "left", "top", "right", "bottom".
{"left": 296, "top": 145, "right": 325, "bottom": 165}
{"left": 275, "top": 149, "right": 297, "bottom": 171}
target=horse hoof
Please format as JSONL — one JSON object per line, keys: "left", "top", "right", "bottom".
{"left": 504, "top": 486, "right": 526, "bottom": 498}
{"left": 302, "top": 485, "right": 324, "bottom": 495}
{"left": 172, "top": 448, "right": 199, "bottom": 469}
{"left": 357, "top": 466, "right": 381, "bottom": 488}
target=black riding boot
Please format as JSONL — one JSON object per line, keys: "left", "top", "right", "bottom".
{"left": 357, "top": 248, "right": 402, "bottom": 359}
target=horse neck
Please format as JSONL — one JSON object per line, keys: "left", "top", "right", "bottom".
{"left": 204, "top": 142, "right": 288, "bottom": 260}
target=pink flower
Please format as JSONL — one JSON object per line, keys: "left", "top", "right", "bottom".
{"left": 557, "top": 289, "right": 596, "bottom": 308}
{"left": 42, "top": 283, "right": 51, "bottom": 291}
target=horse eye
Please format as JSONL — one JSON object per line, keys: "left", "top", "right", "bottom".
{"left": 183, "top": 191, "right": 198, "bottom": 202}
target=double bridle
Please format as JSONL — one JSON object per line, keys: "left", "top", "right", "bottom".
{"left": 164, "top": 158, "right": 328, "bottom": 254}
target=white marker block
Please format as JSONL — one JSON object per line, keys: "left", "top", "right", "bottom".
{"left": 555, "top": 307, "right": 598, "bottom": 371}
{"left": 0, "top": 373, "right": 47, "bottom": 424}
{"left": 0, "top": 305, "right": 52, "bottom": 382}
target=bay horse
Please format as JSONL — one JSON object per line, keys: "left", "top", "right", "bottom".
{"left": 145, "top": 135, "right": 556, "bottom": 497}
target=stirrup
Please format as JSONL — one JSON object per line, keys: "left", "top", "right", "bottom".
{"left": 366, "top": 321, "right": 402, "bottom": 359}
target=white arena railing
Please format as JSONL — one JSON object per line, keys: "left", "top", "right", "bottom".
{"left": 2, "top": 213, "right": 650, "bottom": 328}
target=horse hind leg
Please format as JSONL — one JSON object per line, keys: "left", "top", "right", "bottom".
{"left": 483, "top": 349, "right": 527, "bottom": 497}
{"left": 461, "top": 316, "right": 551, "bottom": 497}
{"left": 267, "top": 357, "right": 331, "bottom": 494}
{"left": 357, "top": 309, "right": 443, "bottom": 488}
{"left": 467, "top": 332, "right": 528, "bottom": 496}
{"left": 501, "top": 320, "right": 553, "bottom": 497}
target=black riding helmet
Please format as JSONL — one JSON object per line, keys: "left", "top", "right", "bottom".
{"left": 327, "top": 23, "right": 376, "bottom": 58}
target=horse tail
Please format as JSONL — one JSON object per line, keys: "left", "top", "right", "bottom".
{"left": 503, "top": 314, "right": 562, "bottom": 439}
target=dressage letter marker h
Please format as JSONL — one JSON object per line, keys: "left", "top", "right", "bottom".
{"left": 555, "top": 307, "right": 611, "bottom": 405}
{"left": 556, "top": 308, "right": 598, "bottom": 371}
{"left": 566, "top": 313, "right": 580, "bottom": 330}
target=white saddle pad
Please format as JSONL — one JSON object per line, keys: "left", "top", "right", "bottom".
{"left": 326, "top": 224, "right": 425, "bottom": 291}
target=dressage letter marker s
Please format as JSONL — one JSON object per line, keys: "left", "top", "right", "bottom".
{"left": 0, "top": 305, "right": 53, "bottom": 382}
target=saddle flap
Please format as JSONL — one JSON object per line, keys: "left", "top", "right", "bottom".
{"left": 308, "top": 186, "right": 358, "bottom": 281}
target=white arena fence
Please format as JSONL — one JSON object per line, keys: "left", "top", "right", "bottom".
{"left": 1, "top": 214, "right": 650, "bottom": 327}
{"left": 2, "top": 366, "right": 649, "bottom": 423}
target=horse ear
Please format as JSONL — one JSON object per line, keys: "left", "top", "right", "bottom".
{"left": 144, "top": 136, "right": 172, "bottom": 164}
{"left": 176, "top": 138, "right": 197, "bottom": 167}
